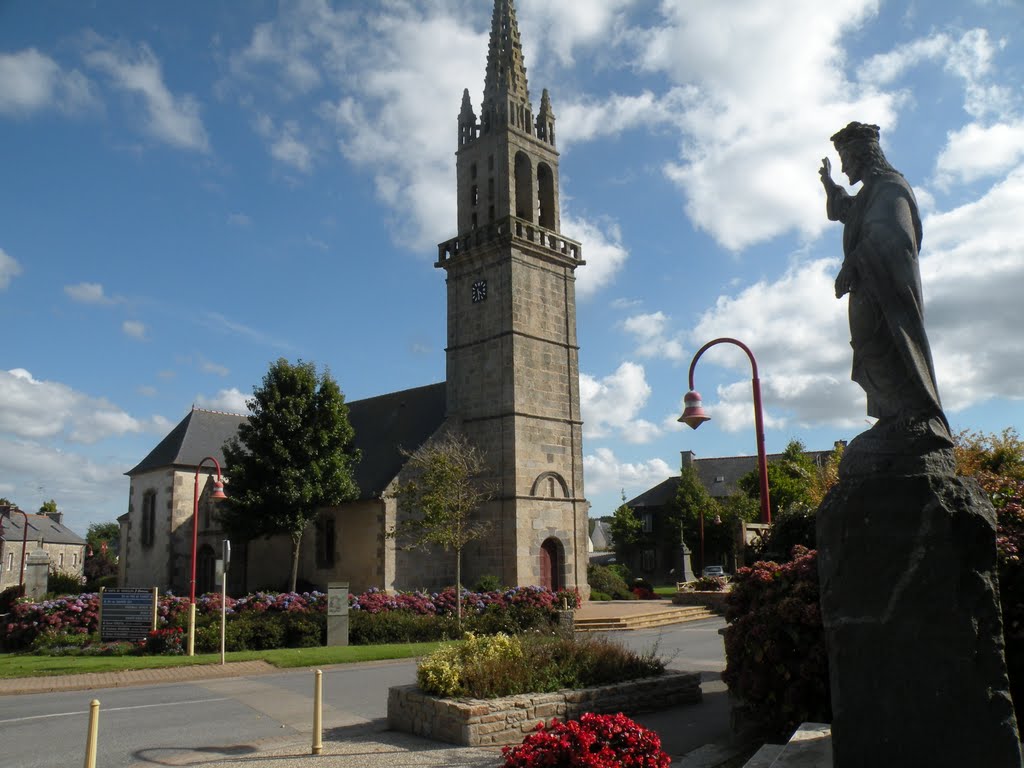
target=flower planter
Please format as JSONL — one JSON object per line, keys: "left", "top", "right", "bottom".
{"left": 387, "top": 669, "right": 702, "bottom": 747}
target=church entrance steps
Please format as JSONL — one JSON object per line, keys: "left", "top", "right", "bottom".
{"left": 574, "top": 603, "right": 717, "bottom": 632}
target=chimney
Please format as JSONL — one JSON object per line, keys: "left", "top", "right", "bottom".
{"left": 44, "top": 510, "right": 63, "bottom": 525}
{"left": 680, "top": 450, "right": 695, "bottom": 469}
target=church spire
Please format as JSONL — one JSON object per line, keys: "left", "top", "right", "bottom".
{"left": 481, "top": 0, "right": 532, "bottom": 135}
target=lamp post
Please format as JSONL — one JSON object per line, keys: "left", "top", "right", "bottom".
{"left": 679, "top": 337, "right": 772, "bottom": 524}
{"left": 188, "top": 457, "right": 227, "bottom": 656}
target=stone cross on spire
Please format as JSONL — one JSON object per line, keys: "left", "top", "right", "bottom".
{"left": 481, "top": 0, "right": 532, "bottom": 132}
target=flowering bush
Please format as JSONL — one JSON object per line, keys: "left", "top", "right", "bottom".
{"left": 146, "top": 627, "right": 185, "bottom": 655}
{"left": 722, "top": 547, "right": 829, "bottom": 736}
{"left": 693, "top": 575, "right": 727, "bottom": 592}
{"left": 502, "top": 712, "right": 670, "bottom": 768}
{"left": 418, "top": 632, "right": 524, "bottom": 696}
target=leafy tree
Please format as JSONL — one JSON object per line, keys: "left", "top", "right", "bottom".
{"left": 84, "top": 522, "right": 121, "bottom": 587}
{"left": 738, "top": 439, "right": 817, "bottom": 518}
{"left": 669, "top": 466, "right": 723, "bottom": 557}
{"left": 608, "top": 491, "right": 641, "bottom": 564}
{"left": 806, "top": 442, "right": 844, "bottom": 508}
{"left": 0, "top": 497, "right": 14, "bottom": 507}
{"left": 221, "top": 359, "right": 360, "bottom": 592}
{"left": 39, "top": 499, "right": 58, "bottom": 515}
{"left": 388, "top": 432, "right": 493, "bottom": 629}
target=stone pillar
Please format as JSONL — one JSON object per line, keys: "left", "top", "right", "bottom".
{"left": 327, "top": 581, "right": 349, "bottom": 646}
{"left": 818, "top": 472, "right": 1022, "bottom": 767}
{"left": 24, "top": 547, "right": 50, "bottom": 601}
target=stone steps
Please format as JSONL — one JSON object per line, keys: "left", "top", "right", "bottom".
{"left": 742, "top": 723, "right": 831, "bottom": 768}
{"left": 574, "top": 605, "right": 717, "bottom": 632}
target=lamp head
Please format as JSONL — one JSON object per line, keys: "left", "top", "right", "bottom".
{"left": 678, "top": 390, "right": 711, "bottom": 430}
{"left": 210, "top": 477, "right": 228, "bottom": 501}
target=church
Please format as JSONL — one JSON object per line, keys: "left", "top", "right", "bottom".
{"left": 119, "top": 0, "right": 590, "bottom": 599}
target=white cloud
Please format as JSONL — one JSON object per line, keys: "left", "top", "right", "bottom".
{"left": 64, "top": 282, "right": 117, "bottom": 305}
{"left": 200, "top": 360, "right": 230, "bottom": 377}
{"left": 0, "top": 368, "right": 154, "bottom": 444}
{"left": 622, "top": 311, "right": 686, "bottom": 362}
{"left": 195, "top": 388, "right": 250, "bottom": 414}
{"left": 122, "top": 320, "right": 147, "bottom": 340}
{"left": 0, "top": 248, "right": 23, "bottom": 290}
{"left": 583, "top": 447, "right": 673, "bottom": 496}
{"left": 0, "top": 48, "right": 95, "bottom": 116}
{"left": 256, "top": 114, "right": 313, "bottom": 173}
{"left": 228, "top": 212, "right": 251, "bottom": 227}
{"left": 519, "top": 0, "right": 639, "bottom": 68}
{"left": 566, "top": 214, "right": 629, "bottom": 299}
{"left": 85, "top": 40, "right": 209, "bottom": 152}
{"left": 935, "top": 121, "right": 1024, "bottom": 187}
{"left": 580, "top": 362, "right": 660, "bottom": 443}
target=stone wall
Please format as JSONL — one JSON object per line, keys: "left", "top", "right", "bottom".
{"left": 387, "top": 670, "right": 701, "bottom": 747}
{"left": 672, "top": 591, "right": 728, "bottom": 613}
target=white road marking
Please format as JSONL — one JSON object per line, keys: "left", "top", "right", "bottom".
{"left": 0, "top": 697, "right": 231, "bottom": 725}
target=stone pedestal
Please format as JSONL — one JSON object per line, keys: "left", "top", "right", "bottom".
{"left": 818, "top": 473, "right": 1022, "bottom": 767}
{"left": 24, "top": 548, "right": 50, "bottom": 600}
{"left": 327, "top": 581, "right": 349, "bottom": 647}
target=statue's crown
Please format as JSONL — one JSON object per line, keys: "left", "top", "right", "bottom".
{"left": 830, "top": 121, "right": 880, "bottom": 149}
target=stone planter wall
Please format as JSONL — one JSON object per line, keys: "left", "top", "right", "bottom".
{"left": 672, "top": 590, "right": 728, "bottom": 612}
{"left": 387, "top": 669, "right": 701, "bottom": 747}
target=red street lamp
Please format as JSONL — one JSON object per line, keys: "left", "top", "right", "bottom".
{"left": 679, "top": 338, "right": 772, "bottom": 524}
{"left": 188, "top": 456, "right": 227, "bottom": 656}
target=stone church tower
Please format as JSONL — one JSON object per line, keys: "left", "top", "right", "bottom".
{"left": 436, "top": 0, "right": 588, "bottom": 593}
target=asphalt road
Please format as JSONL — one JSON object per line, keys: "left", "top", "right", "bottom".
{"left": 0, "top": 617, "right": 728, "bottom": 767}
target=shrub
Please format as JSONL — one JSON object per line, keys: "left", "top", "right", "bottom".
{"left": 417, "top": 633, "right": 664, "bottom": 699}
{"left": 587, "top": 564, "right": 636, "bottom": 600}
{"left": 608, "top": 563, "right": 633, "bottom": 583}
{"left": 502, "top": 712, "right": 670, "bottom": 768}
{"left": 474, "top": 574, "right": 503, "bottom": 592}
{"left": 146, "top": 627, "right": 185, "bottom": 655}
{"left": 693, "top": 575, "right": 727, "bottom": 592}
{"left": 47, "top": 570, "right": 84, "bottom": 597}
{"left": 722, "top": 547, "right": 829, "bottom": 737}
{"left": 0, "top": 584, "right": 23, "bottom": 614}
{"left": 589, "top": 590, "right": 611, "bottom": 601}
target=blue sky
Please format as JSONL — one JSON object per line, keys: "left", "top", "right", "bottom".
{"left": 2, "top": 0, "right": 1023, "bottom": 537}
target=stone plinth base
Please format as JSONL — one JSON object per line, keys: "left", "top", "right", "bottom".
{"left": 818, "top": 474, "right": 1022, "bottom": 767}
{"left": 387, "top": 670, "right": 701, "bottom": 746}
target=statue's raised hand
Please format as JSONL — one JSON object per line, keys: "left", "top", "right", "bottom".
{"left": 820, "top": 157, "right": 835, "bottom": 190}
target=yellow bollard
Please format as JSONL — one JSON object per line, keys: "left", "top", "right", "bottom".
{"left": 312, "top": 669, "right": 323, "bottom": 755}
{"left": 83, "top": 699, "right": 100, "bottom": 768}
{"left": 187, "top": 602, "right": 196, "bottom": 656}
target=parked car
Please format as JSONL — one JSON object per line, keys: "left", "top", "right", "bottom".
{"left": 702, "top": 565, "right": 726, "bottom": 578}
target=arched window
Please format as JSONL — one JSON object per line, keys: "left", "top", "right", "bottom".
{"left": 141, "top": 491, "right": 156, "bottom": 548}
{"left": 537, "top": 162, "right": 555, "bottom": 229}
{"left": 514, "top": 152, "right": 533, "bottom": 221}
{"left": 530, "top": 471, "right": 569, "bottom": 498}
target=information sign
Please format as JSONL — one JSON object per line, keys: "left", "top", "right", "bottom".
{"left": 100, "top": 588, "right": 156, "bottom": 642}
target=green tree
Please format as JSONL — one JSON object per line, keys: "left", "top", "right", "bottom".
{"left": 387, "top": 432, "right": 493, "bottom": 629}
{"left": 220, "top": 359, "right": 360, "bottom": 592}
{"left": 39, "top": 499, "right": 58, "bottom": 515}
{"left": 738, "top": 439, "right": 817, "bottom": 518}
{"left": 608, "top": 491, "right": 641, "bottom": 564}
{"left": 84, "top": 522, "right": 120, "bottom": 586}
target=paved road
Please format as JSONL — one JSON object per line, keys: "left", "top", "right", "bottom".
{"left": 0, "top": 617, "right": 729, "bottom": 767}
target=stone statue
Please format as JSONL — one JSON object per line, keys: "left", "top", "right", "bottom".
{"left": 819, "top": 122, "right": 952, "bottom": 460}
{"left": 816, "top": 123, "right": 1022, "bottom": 767}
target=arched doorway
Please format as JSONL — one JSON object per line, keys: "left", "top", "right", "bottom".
{"left": 539, "top": 537, "right": 563, "bottom": 591}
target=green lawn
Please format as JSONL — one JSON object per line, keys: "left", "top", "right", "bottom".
{"left": 653, "top": 585, "right": 680, "bottom": 597}
{"left": 0, "top": 641, "right": 444, "bottom": 679}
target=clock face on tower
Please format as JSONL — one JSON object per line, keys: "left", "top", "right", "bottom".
{"left": 471, "top": 279, "right": 487, "bottom": 303}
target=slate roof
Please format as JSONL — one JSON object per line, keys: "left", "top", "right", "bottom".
{"left": 127, "top": 382, "right": 447, "bottom": 502}
{"left": 626, "top": 449, "right": 835, "bottom": 508}
{"left": 0, "top": 510, "right": 87, "bottom": 546}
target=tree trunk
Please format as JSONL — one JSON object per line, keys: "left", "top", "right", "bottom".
{"left": 455, "top": 547, "right": 462, "bottom": 632}
{"left": 289, "top": 532, "right": 302, "bottom": 593}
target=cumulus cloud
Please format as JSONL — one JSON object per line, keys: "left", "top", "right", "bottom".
{"left": 622, "top": 311, "right": 686, "bottom": 362}
{"left": 935, "top": 121, "right": 1024, "bottom": 187}
{"left": 566, "top": 214, "right": 629, "bottom": 299}
{"left": 0, "top": 48, "right": 95, "bottom": 116}
{"left": 0, "top": 368, "right": 162, "bottom": 444}
{"left": 0, "top": 248, "right": 23, "bottom": 290}
{"left": 85, "top": 40, "right": 209, "bottom": 152}
{"left": 583, "top": 447, "right": 673, "bottom": 496}
{"left": 195, "top": 387, "right": 250, "bottom": 414}
{"left": 580, "top": 362, "right": 660, "bottom": 443}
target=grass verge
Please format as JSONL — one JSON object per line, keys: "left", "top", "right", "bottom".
{"left": 0, "top": 641, "right": 444, "bottom": 679}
